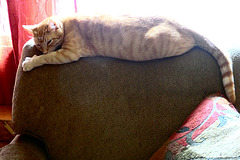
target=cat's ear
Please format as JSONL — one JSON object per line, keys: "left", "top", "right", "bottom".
{"left": 47, "top": 19, "right": 59, "bottom": 32}
{"left": 22, "top": 25, "right": 38, "bottom": 35}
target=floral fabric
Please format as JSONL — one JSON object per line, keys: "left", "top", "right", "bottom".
{"left": 151, "top": 93, "right": 240, "bottom": 159}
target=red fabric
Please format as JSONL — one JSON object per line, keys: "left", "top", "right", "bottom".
{"left": 150, "top": 93, "right": 239, "bottom": 159}
{"left": 1, "top": 0, "right": 53, "bottom": 106}
{"left": 7, "top": 0, "right": 77, "bottom": 65}
{"left": 168, "top": 96, "right": 234, "bottom": 148}
{"left": 1, "top": 0, "right": 80, "bottom": 106}
{"left": 0, "top": 0, "right": 16, "bottom": 106}
{"left": 7, "top": 0, "right": 53, "bottom": 65}
{"left": 0, "top": 36, "right": 16, "bottom": 106}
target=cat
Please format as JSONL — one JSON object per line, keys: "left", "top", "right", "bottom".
{"left": 22, "top": 14, "right": 236, "bottom": 103}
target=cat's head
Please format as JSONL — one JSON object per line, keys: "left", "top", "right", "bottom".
{"left": 23, "top": 17, "right": 64, "bottom": 54}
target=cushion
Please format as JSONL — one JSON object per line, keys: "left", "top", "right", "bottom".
{"left": 150, "top": 93, "right": 240, "bottom": 159}
{"left": 13, "top": 39, "right": 229, "bottom": 160}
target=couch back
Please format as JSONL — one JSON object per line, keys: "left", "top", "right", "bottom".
{"left": 12, "top": 39, "right": 225, "bottom": 160}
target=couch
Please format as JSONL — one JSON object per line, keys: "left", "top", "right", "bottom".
{"left": 0, "top": 39, "right": 240, "bottom": 159}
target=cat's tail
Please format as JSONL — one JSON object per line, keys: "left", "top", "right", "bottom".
{"left": 191, "top": 31, "right": 236, "bottom": 103}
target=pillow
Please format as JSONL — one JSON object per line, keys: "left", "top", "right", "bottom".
{"left": 150, "top": 93, "right": 240, "bottom": 159}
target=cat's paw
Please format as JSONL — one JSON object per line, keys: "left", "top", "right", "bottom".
{"left": 22, "top": 56, "right": 37, "bottom": 71}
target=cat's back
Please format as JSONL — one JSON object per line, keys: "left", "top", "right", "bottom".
{"left": 61, "top": 14, "right": 194, "bottom": 60}
{"left": 62, "top": 14, "right": 169, "bottom": 32}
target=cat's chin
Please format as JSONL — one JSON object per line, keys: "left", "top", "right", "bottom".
{"left": 40, "top": 51, "right": 49, "bottom": 55}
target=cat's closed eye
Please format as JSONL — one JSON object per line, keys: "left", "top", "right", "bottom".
{"left": 36, "top": 44, "right": 41, "bottom": 49}
{"left": 47, "top": 39, "right": 53, "bottom": 45}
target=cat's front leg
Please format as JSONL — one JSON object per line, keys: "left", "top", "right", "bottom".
{"left": 22, "top": 49, "right": 82, "bottom": 71}
{"left": 22, "top": 55, "right": 44, "bottom": 71}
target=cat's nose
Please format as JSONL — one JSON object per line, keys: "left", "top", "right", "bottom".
{"left": 43, "top": 50, "right": 48, "bottom": 54}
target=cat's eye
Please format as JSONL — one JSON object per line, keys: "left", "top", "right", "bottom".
{"left": 36, "top": 44, "right": 41, "bottom": 48}
{"left": 47, "top": 39, "right": 53, "bottom": 45}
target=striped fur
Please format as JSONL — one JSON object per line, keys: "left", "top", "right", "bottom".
{"left": 22, "top": 14, "right": 235, "bottom": 103}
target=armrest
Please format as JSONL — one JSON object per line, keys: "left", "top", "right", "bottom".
{"left": 0, "top": 134, "right": 49, "bottom": 160}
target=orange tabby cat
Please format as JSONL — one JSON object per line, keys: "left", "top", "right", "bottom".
{"left": 22, "top": 15, "right": 235, "bottom": 103}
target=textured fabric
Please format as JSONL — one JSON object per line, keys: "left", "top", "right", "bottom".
{"left": 2, "top": 3, "right": 240, "bottom": 159}
{"left": 151, "top": 93, "right": 240, "bottom": 159}
{"left": 0, "top": 135, "right": 48, "bottom": 160}
{"left": 11, "top": 39, "right": 231, "bottom": 160}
